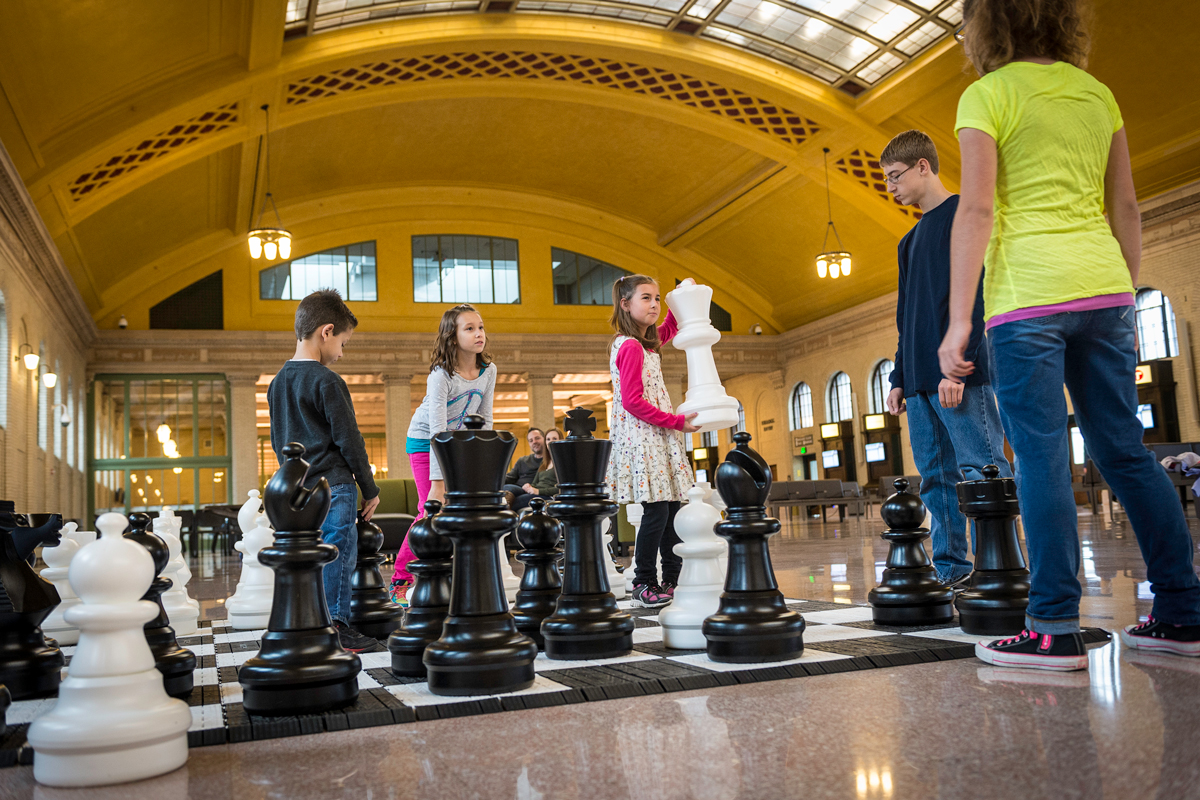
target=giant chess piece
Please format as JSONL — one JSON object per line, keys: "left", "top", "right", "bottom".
{"left": 349, "top": 514, "right": 404, "bottom": 639}
{"left": 660, "top": 486, "right": 725, "bottom": 649}
{"left": 703, "top": 433, "right": 804, "bottom": 662}
{"left": 27, "top": 512, "right": 191, "bottom": 787}
{"left": 600, "top": 516, "right": 625, "bottom": 601}
{"left": 623, "top": 503, "right": 644, "bottom": 594}
{"left": 159, "top": 506, "right": 199, "bottom": 615}
{"left": 511, "top": 497, "right": 563, "bottom": 650}
{"left": 498, "top": 534, "right": 521, "bottom": 603}
{"left": 124, "top": 513, "right": 196, "bottom": 698}
{"left": 0, "top": 684, "right": 8, "bottom": 737}
{"left": 955, "top": 465, "right": 1030, "bottom": 634}
{"left": 423, "top": 416, "right": 537, "bottom": 695}
{"left": 226, "top": 511, "right": 275, "bottom": 630}
{"left": 239, "top": 443, "right": 361, "bottom": 714}
{"left": 665, "top": 282, "right": 740, "bottom": 433}
{"left": 40, "top": 522, "right": 82, "bottom": 646}
{"left": 154, "top": 510, "right": 199, "bottom": 636}
{"left": 868, "top": 479, "right": 954, "bottom": 624}
{"left": 542, "top": 407, "right": 634, "bottom": 660}
{"left": 0, "top": 502, "right": 64, "bottom": 699}
{"left": 238, "top": 488, "right": 265, "bottom": 537}
{"left": 697, "top": 480, "right": 730, "bottom": 576}
{"left": 388, "top": 501, "right": 451, "bottom": 677}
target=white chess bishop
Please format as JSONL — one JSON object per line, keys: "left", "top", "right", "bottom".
{"left": 226, "top": 511, "right": 276, "bottom": 630}
{"left": 238, "top": 488, "right": 264, "bottom": 535}
{"left": 27, "top": 512, "right": 192, "bottom": 787}
{"left": 659, "top": 485, "right": 725, "bottom": 649}
{"left": 39, "top": 522, "right": 83, "bottom": 645}
{"left": 665, "top": 281, "right": 741, "bottom": 433}
{"left": 154, "top": 508, "right": 199, "bottom": 636}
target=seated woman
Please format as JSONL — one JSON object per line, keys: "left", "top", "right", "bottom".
{"left": 513, "top": 429, "right": 560, "bottom": 510}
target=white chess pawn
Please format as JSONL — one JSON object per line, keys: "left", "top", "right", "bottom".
{"left": 40, "top": 522, "right": 82, "bottom": 645}
{"left": 696, "top": 480, "right": 729, "bottom": 576}
{"left": 28, "top": 512, "right": 192, "bottom": 787}
{"left": 600, "top": 517, "right": 625, "bottom": 600}
{"left": 659, "top": 486, "right": 725, "bottom": 649}
{"left": 665, "top": 282, "right": 740, "bottom": 433}
{"left": 154, "top": 510, "right": 199, "bottom": 636}
{"left": 625, "top": 503, "right": 646, "bottom": 594}
{"left": 499, "top": 535, "right": 520, "bottom": 604}
{"left": 226, "top": 511, "right": 275, "bottom": 629}
{"left": 159, "top": 506, "right": 199, "bottom": 614}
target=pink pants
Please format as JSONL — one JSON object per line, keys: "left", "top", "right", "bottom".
{"left": 390, "top": 451, "right": 430, "bottom": 584}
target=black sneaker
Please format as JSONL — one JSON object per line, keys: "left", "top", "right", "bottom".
{"left": 975, "top": 628, "right": 1089, "bottom": 672}
{"left": 938, "top": 573, "right": 972, "bottom": 593}
{"left": 334, "top": 621, "right": 385, "bottom": 653}
{"left": 660, "top": 580, "right": 678, "bottom": 599}
{"left": 630, "top": 583, "right": 671, "bottom": 609}
{"left": 1119, "top": 616, "right": 1200, "bottom": 657}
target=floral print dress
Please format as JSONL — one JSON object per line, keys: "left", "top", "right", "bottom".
{"left": 606, "top": 335, "right": 692, "bottom": 504}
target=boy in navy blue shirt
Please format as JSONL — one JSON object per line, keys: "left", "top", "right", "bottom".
{"left": 882, "top": 130, "right": 1013, "bottom": 587}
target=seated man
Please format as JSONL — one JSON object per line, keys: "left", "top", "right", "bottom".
{"left": 513, "top": 429, "right": 561, "bottom": 510}
{"left": 504, "top": 428, "right": 547, "bottom": 505}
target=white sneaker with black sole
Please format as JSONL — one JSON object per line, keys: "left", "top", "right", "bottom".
{"left": 975, "top": 628, "right": 1089, "bottom": 671}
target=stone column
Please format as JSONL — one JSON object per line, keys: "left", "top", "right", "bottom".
{"left": 228, "top": 372, "right": 260, "bottom": 507}
{"left": 383, "top": 372, "right": 414, "bottom": 480}
{"left": 526, "top": 370, "right": 557, "bottom": 433}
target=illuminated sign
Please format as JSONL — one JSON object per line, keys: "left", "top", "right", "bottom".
{"left": 1134, "top": 364, "right": 1153, "bottom": 385}
{"left": 864, "top": 413, "right": 886, "bottom": 430}
{"left": 692, "top": 448, "right": 708, "bottom": 461}
{"left": 820, "top": 423, "right": 841, "bottom": 439}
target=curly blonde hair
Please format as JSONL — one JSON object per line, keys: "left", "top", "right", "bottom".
{"left": 961, "top": 0, "right": 1091, "bottom": 76}
{"left": 430, "top": 304, "right": 492, "bottom": 377}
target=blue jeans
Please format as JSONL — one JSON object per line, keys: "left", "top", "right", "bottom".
{"left": 906, "top": 385, "right": 1012, "bottom": 582}
{"left": 320, "top": 483, "right": 359, "bottom": 625}
{"left": 988, "top": 305, "right": 1200, "bottom": 634}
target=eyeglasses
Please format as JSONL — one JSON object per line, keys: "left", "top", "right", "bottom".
{"left": 884, "top": 165, "right": 914, "bottom": 185}
{"left": 953, "top": 26, "right": 965, "bottom": 44}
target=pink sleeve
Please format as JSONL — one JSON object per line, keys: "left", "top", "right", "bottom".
{"left": 657, "top": 310, "right": 678, "bottom": 346}
{"left": 615, "top": 340, "right": 686, "bottom": 431}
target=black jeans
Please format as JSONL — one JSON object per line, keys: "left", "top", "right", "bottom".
{"left": 634, "top": 501, "right": 682, "bottom": 587}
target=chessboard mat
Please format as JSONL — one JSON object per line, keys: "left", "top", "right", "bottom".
{"left": 0, "top": 601, "right": 1112, "bottom": 767}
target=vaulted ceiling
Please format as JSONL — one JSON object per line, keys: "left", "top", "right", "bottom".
{"left": 0, "top": 0, "right": 1196, "bottom": 333}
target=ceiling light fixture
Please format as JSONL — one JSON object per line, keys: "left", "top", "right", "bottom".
{"left": 815, "top": 147, "right": 852, "bottom": 280}
{"left": 247, "top": 103, "right": 292, "bottom": 261}
{"left": 157, "top": 423, "right": 171, "bottom": 443}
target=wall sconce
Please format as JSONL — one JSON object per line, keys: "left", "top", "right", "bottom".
{"left": 41, "top": 368, "right": 57, "bottom": 389}
{"left": 16, "top": 343, "right": 38, "bottom": 371}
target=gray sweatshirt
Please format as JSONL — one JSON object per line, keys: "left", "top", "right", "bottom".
{"left": 407, "top": 364, "right": 497, "bottom": 481}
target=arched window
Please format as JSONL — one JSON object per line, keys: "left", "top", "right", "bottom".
{"left": 735, "top": 402, "right": 746, "bottom": 433}
{"left": 260, "top": 241, "right": 377, "bottom": 301}
{"left": 701, "top": 429, "right": 719, "bottom": 448}
{"left": 36, "top": 343, "right": 47, "bottom": 450}
{"left": 1136, "top": 288, "right": 1179, "bottom": 361}
{"left": 827, "top": 372, "right": 853, "bottom": 423}
{"left": 551, "top": 247, "right": 631, "bottom": 305}
{"left": 790, "top": 382, "right": 813, "bottom": 430}
{"left": 869, "top": 360, "right": 895, "bottom": 414}
{"left": 66, "top": 375, "right": 74, "bottom": 468}
{"left": 53, "top": 359, "right": 62, "bottom": 459}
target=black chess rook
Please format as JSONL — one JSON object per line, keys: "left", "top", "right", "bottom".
{"left": 388, "top": 501, "right": 452, "bottom": 678}
{"left": 0, "top": 503, "right": 64, "bottom": 699}
{"left": 239, "top": 442, "right": 362, "bottom": 715}
{"left": 422, "top": 416, "right": 537, "bottom": 695}
{"left": 955, "top": 465, "right": 1030, "bottom": 635}
{"left": 868, "top": 478, "right": 955, "bottom": 625}
{"left": 541, "top": 407, "right": 634, "bottom": 660}
{"left": 349, "top": 514, "right": 405, "bottom": 639}
{"left": 702, "top": 432, "right": 805, "bottom": 663}
{"left": 124, "top": 512, "right": 196, "bottom": 698}
{"left": 511, "top": 497, "right": 564, "bottom": 650}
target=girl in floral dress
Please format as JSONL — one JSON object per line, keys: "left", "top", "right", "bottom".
{"left": 607, "top": 275, "right": 701, "bottom": 608}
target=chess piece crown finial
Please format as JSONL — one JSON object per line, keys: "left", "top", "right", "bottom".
{"left": 265, "top": 442, "right": 332, "bottom": 532}
{"left": 563, "top": 407, "right": 596, "bottom": 439}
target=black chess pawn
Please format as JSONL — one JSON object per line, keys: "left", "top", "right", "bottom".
{"left": 349, "top": 514, "right": 404, "bottom": 639}
{"left": 955, "top": 465, "right": 1030, "bottom": 635}
{"left": 0, "top": 684, "right": 9, "bottom": 737}
{"left": 703, "top": 432, "right": 805, "bottom": 662}
{"left": 239, "top": 442, "right": 361, "bottom": 715}
{"left": 512, "top": 497, "right": 564, "bottom": 650}
{"left": 388, "top": 501, "right": 452, "bottom": 678}
{"left": 123, "top": 513, "right": 196, "bottom": 698}
{"left": 541, "top": 407, "right": 634, "bottom": 660}
{"left": 868, "top": 479, "right": 955, "bottom": 624}
{"left": 423, "top": 416, "right": 537, "bottom": 695}
{"left": 0, "top": 503, "right": 64, "bottom": 699}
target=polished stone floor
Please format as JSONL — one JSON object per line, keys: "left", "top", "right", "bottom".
{"left": 4, "top": 507, "right": 1200, "bottom": 799}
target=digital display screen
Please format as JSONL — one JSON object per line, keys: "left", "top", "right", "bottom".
{"left": 822, "top": 450, "right": 841, "bottom": 469}
{"left": 1137, "top": 403, "right": 1155, "bottom": 429}
{"left": 820, "top": 423, "right": 841, "bottom": 439}
{"left": 864, "top": 414, "right": 886, "bottom": 430}
{"left": 865, "top": 442, "right": 886, "bottom": 463}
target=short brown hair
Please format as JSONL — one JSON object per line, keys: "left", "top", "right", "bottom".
{"left": 961, "top": 0, "right": 1090, "bottom": 76}
{"left": 609, "top": 275, "right": 661, "bottom": 355}
{"left": 429, "top": 304, "right": 492, "bottom": 377}
{"left": 880, "top": 130, "right": 939, "bottom": 174}
{"left": 295, "top": 289, "right": 357, "bottom": 340}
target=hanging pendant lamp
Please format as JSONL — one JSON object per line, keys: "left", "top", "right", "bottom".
{"left": 815, "top": 147, "right": 852, "bottom": 279}
{"left": 248, "top": 104, "right": 292, "bottom": 261}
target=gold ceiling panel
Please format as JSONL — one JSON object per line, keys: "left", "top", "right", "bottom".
{"left": 286, "top": 51, "right": 820, "bottom": 147}
{"left": 66, "top": 103, "right": 240, "bottom": 203}
{"left": 836, "top": 148, "right": 920, "bottom": 219}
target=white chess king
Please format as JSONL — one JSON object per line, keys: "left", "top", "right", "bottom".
{"left": 665, "top": 281, "right": 740, "bottom": 433}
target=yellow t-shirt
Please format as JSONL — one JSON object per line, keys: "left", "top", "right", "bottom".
{"left": 955, "top": 61, "right": 1132, "bottom": 320}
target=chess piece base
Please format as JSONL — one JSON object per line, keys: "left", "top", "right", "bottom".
{"left": 228, "top": 610, "right": 271, "bottom": 630}
{"left": 512, "top": 587, "right": 561, "bottom": 650}
{"left": 660, "top": 583, "right": 723, "bottom": 650}
{"left": 388, "top": 603, "right": 449, "bottom": 677}
{"left": 869, "top": 577, "right": 955, "bottom": 625}
{"left": 676, "top": 397, "right": 741, "bottom": 434}
{"left": 870, "top": 599, "right": 955, "bottom": 625}
{"left": 162, "top": 602, "right": 200, "bottom": 637}
{"left": 0, "top": 617, "right": 63, "bottom": 700}
{"left": 703, "top": 592, "right": 805, "bottom": 663}
{"left": 239, "top": 628, "right": 361, "bottom": 715}
{"left": 226, "top": 578, "right": 274, "bottom": 631}
{"left": 956, "top": 569, "right": 1030, "bottom": 635}
{"left": 27, "top": 668, "right": 190, "bottom": 787}
{"left": 423, "top": 614, "right": 536, "bottom": 696}
{"left": 541, "top": 595, "right": 634, "bottom": 660}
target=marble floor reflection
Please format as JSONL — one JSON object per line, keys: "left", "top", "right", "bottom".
{"left": 4, "top": 510, "right": 1199, "bottom": 799}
